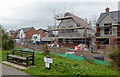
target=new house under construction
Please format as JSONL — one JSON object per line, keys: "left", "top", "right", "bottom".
{"left": 48, "top": 12, "right": 94, "bottom": 48}
{"left": 96, "top": 7, "right": 120, "bottom": 50}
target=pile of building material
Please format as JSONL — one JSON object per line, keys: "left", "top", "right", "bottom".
{"left": 74, "top": 44, "right": 89, "bottom": 51}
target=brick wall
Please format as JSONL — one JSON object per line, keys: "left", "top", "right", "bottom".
{"left": 14, "top": 33, "right": 17, "bottom": 38}
{"left": 58, "top": 39, "right": 91, "bottom": 48}
{"left": 96, "top": 27, "right": 100, "bottom": 36}
{"left": 26, "top": 27, "right": 37, "bottom": 39}
{"left": 37, "top": 29, "right": 50, "bottom": 38}
{"left": 117, "top": 25, "right": 120, "bottom": 36}
{"left": 110, "top": 38, "right": 118, "bottom": 45}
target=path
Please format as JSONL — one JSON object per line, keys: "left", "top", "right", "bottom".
{"left": 2, "top": 64, "right": 27, "bottom": 75}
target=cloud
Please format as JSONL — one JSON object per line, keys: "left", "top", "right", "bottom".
{"left": 0, "top": 1, "right": 118, "bottom": 30}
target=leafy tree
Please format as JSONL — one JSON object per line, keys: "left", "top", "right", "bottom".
{"left": 0, "top": 25, "right": 14, "bottom": 50}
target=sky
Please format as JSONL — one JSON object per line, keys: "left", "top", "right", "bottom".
{"left": 0, "top": 0, "right": 119, "bottom": 30}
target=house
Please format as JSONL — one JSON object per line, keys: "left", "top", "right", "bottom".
{"left": 37, "top": 28, "right": 54, "bottom": 43}
{"left": 49, "top": 12, "right": 94, "bottom": 48}
{"left": 96, "top": 7, "right": 120, "bottom": 49}
{"left": 9, "top": 30, "right": 16, "bottom": 38}
{"left": 37, "top": 28, "right": 53, "bottom": 38}
{"left": 14, "top": 27, "right": 37, "bottom": 40}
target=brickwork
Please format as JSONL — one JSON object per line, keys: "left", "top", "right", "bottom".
{"left": 37, "top": 28, "right": 51, "bottom": 38}
{"left": 110, "top": 38, "right": 118, "bottom": 45}
{"left": 96, "top": 27, "right": 100, "bottom": 36}
{"left": 117, "top": 25, "right": 120, "bottom": 36}
{"left": 58, "top": 39, "right": 91, "bottom": 48}
{"left": 26, "top": 27, "right": 37, "bottom": 39}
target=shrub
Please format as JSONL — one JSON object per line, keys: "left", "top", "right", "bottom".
{"left": 15, "top": 46, "right": 23, "bottom": 50}
{"left": 109, "top": 46, "right": 120, "bottom": 69}
{"left": 7, "top": 38, "right": 14, "bottom": 49}
{"left": 2, "top": 38, "right": 14, "bottom": 50}
{"left": 2, "top": 40, "right": 8, "bottom": 50}
{"left": 105, "top": 45, "right": 114, "bottom": 54}
{"left": 1, "top": 26, "right": 14, "bottom": 50}
{"left": 43, "top": 45, "right": 50, "bottom": 56}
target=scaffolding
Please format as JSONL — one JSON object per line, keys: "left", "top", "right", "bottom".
{"left": 47, "top": 11, "right": 120, "bottom": 54}
{"left": 48, "top": 13, "right": 94, "bottom": 50}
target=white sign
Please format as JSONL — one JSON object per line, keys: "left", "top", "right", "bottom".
{"left": 44, "top": 57, "right": 53, "bottom": 63}
{"left": 44, "top": 57, "right": 53, "bottom": 68}
{"left": 45, "top": 63, "right": 50, "bottom": 68}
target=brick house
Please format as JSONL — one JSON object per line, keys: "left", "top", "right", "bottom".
{"left": 14, "top": 27, "right": 37, "bottom": 39}
{"left": 37, "top": 28, "right": 52, "bottom": 38}
{"left": 96, "top": 7, "right": 120, "bottom": 49}
{"left": 49, "top": 12, "right": 94, "bottom": 48}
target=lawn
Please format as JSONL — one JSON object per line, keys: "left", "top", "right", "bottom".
{"left": 2, "top": 50, "right": 119, "bottom": 76}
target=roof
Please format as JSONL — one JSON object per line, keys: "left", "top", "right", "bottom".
{"left": 38, "top": 28, "right": 52, "bottom": 33}
{"left": 21, "top": 27, "right": 33, "bottom": 33}
{"left": 9, "top": 30, "right": 16, "bottom": 35}
{"left": 15, "top": 27, "right": 33, "bottom": 34}
{"left": 59, "top": 12, "right": 91, "bottom": 29}
{"left": 97, "top": 11, "right": 120, "bottom": 24}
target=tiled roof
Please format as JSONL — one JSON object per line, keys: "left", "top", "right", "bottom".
{"left": 15, "top": 27, "right": 33, "bottom": 34}
{"left": 38, "top": 28, "right": 52, "bottom": 33}
{"left": 65, "top": 12, "right": 91, "bottom": 29}
{"left": 21, "top": 27, "right": 33, "bottom": 33}
{"left": 97, "top": 11, "right": 120, "bottom": 24}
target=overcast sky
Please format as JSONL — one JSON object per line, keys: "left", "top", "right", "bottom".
{"left": 0, "top": 0, "right": 119, "bottom": 30}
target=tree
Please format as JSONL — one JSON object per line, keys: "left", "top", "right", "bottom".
{"left": 0, "top": 25, "right": 14, "bottom": 50}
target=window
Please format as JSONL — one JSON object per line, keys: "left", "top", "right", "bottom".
{"left": 104, "top": 27, "right": 112, "bottom": 35}
{"left": 102, "top": 39, "right": 109, "bottom": 45}
{"left": 104, "top": 23, "right": 112, "bottom": 26}
{"left": 21, "top": 34, "right": 23, "bottom": 38}
{"left": 69, "top": 29, "right": 74, "bottom": 32}
{"left": 69, "top": 26, "right": 73, "bottom": 28}
{"left": 104, "top": 23, "right": 112, "bottom": 35}
{"left": 62, "top": 26, "right": 66, "bottom": 28}
{"left": 104, "top": 27, "right": 110, "bottom": 34}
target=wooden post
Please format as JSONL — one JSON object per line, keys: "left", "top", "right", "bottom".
{"left": 32, "top": 52, "right": 34, "bottom": 66}
{"left": 26, "top": 57, "right": 29, "bottom": 67}
{"left": 7, "top": 53, "right": 9, "bottom": 61}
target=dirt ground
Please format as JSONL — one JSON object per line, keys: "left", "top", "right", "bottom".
{"left": 15, "top": 44, "right": 111, "bottom": 61}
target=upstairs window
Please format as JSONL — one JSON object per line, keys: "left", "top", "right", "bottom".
{"left": 104, "top": 23, "right": 112, "bottom": 35}
{"left": 104, "top": 23, "right": 112, "bottom": 26}
{"left": 62, "top": 26, "right": 66, "bottom": 28}
{"left": 104, "top": 27, "right": 112, "bottom": 35}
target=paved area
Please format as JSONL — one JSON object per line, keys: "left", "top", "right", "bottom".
{"left": 2, "top": 64, "right": 27, "bottom": 75}
{"left": 2, "top": 61, "right": 30, "bottom": 70}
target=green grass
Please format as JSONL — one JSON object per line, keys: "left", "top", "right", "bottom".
{"left": 2, "top": 50, "right": 11, "bottom": 61}
{"left": 2, "top": 50, "right": 119, "bottom": 76}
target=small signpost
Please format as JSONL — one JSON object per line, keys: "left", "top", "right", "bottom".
{"left": 44, "top": 56, "right": 53, "bottom": 69}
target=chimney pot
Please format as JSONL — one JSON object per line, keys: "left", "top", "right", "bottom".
{"left": 106, "top": 7, "right": 109, "bottom": 14}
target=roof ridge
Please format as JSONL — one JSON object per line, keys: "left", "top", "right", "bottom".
{"left": 101, "top": 10, "right": 120, "bottom": 14}
{"left": 21, "top": 27, "right": 33, "bottom": 29}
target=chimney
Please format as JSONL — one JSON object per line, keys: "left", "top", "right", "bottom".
{"left": 106, "top": 7, "right": 109, "bottom": 14}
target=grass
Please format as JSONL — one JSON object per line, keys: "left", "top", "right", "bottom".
{"left": 2, "top": 50, "right": 119, "bottom": 76}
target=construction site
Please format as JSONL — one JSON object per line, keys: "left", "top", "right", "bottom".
{"left": 13, "top": 7, "right": 120, "bottom": 63}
